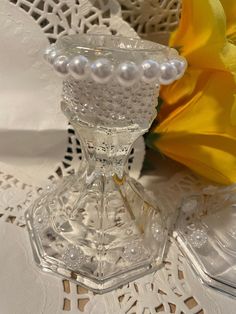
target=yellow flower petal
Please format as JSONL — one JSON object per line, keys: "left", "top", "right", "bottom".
{"left": 160, "top": 69, "right": 204, "bottom": 120}
{"left": 158, "top": 72, "right": 236, "bottom": 134}
{"left": 170, "top": 0, "right": 227, "bottom": 70}
{"left": 156, "top": 134, "right": 236, "bottom": 184}
{"left": 221, "top": 42, "right": 236, "bottom": 75}
{"left": 154, "top": 72, "right": 236, "bottom": 184}
{"left": 231, "top": 95, "right": 236, "bottom": 125}
{"left": 153, "top": 0, "right": 236, "bottom": 184}
{"left": 170, "top": 0, "right": 236, "bottom": 75}
{"left": 219, "top": 0, "right": 236, "bottom": 41}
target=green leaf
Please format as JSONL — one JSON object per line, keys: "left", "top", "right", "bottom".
{"left": 145, "top": 133, "right": 162, "bottom": 151}
{"left": 156, "top": 97, "right": 164, "bottom": 113}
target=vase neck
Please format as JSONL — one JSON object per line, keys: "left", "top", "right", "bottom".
{"left": 72, "top": 122, "right": 142, "bottom": 179}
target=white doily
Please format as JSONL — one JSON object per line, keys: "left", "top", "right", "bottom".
{"left": 0, "top": 0, "right": 236, "bottom": 313}
{"left": 1, "top": 167, "right": 236, "bottom": 313}
{"left": 118, "top": 0, "right": 181, "bottom": 44}
{"left": 8, "top": 0, "right": 138, "bottom": 42}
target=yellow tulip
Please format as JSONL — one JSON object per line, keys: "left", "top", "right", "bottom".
{"left": 171, "top": 0, "right": 236, "bottom": 72}
{"left": 220, "top": 0, "right": 236, "bottom": 44}
{"left": 161, "top": 0, "right": 236, "bottom": 113}
{"left": 151, "top": 0, "right": 236, "bottom": 184}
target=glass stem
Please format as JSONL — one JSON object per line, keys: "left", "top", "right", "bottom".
{"left": 72, "top": 122, "right": 142, "bottom": 181}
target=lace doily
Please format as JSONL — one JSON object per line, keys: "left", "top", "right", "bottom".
{"left": 0, "top": 0, "right": 236, "bottom": 313}
{"left": 8, "top": 0, "right": 137, "bottom": 42}
{"left": 1, "top": 168, "right": 236, "bottom": 313}
{"left": 118, "top": 0, "right": 181, "bottom": 44}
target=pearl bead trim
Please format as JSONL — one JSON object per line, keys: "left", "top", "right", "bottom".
{"left": 44, "top": 45, "right": 187, "bottom": 86}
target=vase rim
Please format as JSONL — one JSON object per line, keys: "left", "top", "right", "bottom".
{"left": 56, "top": 33, "right": 170, "bottom": 55}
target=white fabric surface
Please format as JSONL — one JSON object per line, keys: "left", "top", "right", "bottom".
{"left": 0, "top": 0, "right": 67, "bottom": 183}
{"left": 0, "top": 222, "right": 63, "bottom": 314}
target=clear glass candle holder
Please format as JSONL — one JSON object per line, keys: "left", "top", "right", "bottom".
{"left": 25, "top": 34, "right": 186, "bottom": 293}
{"left": 175, "top": 188, "right": 236, "bottom": 297}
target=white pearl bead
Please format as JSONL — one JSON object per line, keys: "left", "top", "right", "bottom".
{"left": 141, "top": 60, "right": 160, "bottom": 83}
{"left": 159, "top": 62, "right": 177, "bottom": 85}
{"left": 68, "top": 55, "right": 89, "bottom": 79}
{"left": 90, "top": 58, "right": 113, "bottom": 83}
{"left": 46, "top": 49, "right": 58, "bottom": 65}
{"left": 169, "top": 47, "right": 179, "bottom": 57}
{"left": 116, "top": 62, "right": 140, "bottom": 86}
{"left": 53, "top": 56, "right": 69, "bottom": 76}
{"left": 170, "top": 57, "right": 187, "bottom": 79}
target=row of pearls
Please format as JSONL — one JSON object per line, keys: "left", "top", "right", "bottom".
{"left": 44, "top": 45, "right": 187, "bottom": 86}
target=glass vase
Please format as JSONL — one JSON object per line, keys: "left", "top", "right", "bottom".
{"left": 175, "top": 188, "right": 236, "bottom": 297}
{"left": 25, "top": 34, "right": 186, "bottom": 293}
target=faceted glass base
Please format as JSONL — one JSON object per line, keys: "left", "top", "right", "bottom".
{"left": 174, "top": 193, "right": 236, "bottom": 298}
{"left": 25, "top": 173, "right": 168, "bottom": 293}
